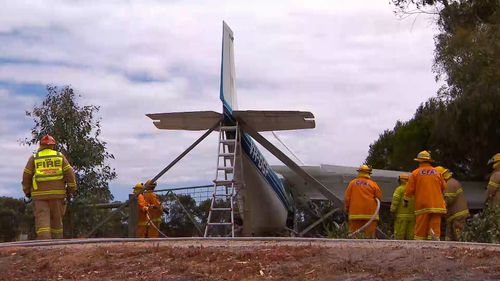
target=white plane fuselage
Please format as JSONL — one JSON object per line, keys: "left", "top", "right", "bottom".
{"left": 223, "top": 111, "right": 293, "bottom": 235}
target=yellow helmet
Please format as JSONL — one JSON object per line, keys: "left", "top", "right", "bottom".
{"left": 487, "top": 153, "right": 500, "bottom": 166}
{"left": 356, "top": 164, "right": 372, "bottom": 174}
{"left": 414, "top": 150, "right": 434, "bottom": 162}
{"left": 133, "top": 182, "right": 144, "bottom": 194}
{"left": 435, "top": 166, "right": 452, "bottom": 180}
{"left": 398, "top": 173, "right": 409, "bottom": 182}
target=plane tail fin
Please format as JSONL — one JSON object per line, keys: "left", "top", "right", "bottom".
{"left": 220, "top": 21, "right": 238, "bottom": 113}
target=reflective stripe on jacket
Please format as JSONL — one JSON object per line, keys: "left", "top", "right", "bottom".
{"left": 344, "top": 176, "right": 382, "bottom": 220}
{"left": 22, "top": 148, "right": 77, "bottom": 200}
{"left": 390, "top": 184, "right": 415, "bottom": 219}
{"left": 404, "top": 163, "right": 446, "bottom": 215}
{"left": 486, "top": 169, "right": 500, "bottom": 207}
{"left": 33, "top": 149, "right": 64, "bottom": 186}
{"left": 444, "top": 178, "right": 469, "bottom": 222}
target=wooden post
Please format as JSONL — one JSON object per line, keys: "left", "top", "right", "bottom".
{"left": 85, "top": 123, "right": 219, "bottom": 238}
{"left": 128, "top": 194, "right": 138, "bottom": 238}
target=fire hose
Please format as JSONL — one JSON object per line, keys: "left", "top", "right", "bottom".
{"left": 145, "top": 209, "right": 168, "bottom": 238}
{"left": 348, "top": 198, "right": 380, "bottom": 238}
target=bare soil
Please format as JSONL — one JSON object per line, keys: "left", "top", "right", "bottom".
{"left": 0, "top": 239, "right": 498, "bottom": 281}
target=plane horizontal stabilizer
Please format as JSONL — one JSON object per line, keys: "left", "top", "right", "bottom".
{"left": 147, "top": 111, "right": 222, "bottom": 130}
{"left": 233, "top": 110, "right": 315, "bottom": 131}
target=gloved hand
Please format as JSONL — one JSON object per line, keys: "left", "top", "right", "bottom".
{"left": 23, "top": 193, "right": 32, "bottom": 204}
{"left": 144, "top": 180, "right": 157, "bottom": 190}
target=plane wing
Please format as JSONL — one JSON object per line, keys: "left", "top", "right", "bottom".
{"left": 233, "top": 110, "right": 315, "bottom": 131}
{"left": 146, "top": 111, "right": 222, "bottom": 130}
{"left": 273, "top": 164, "right": 486, "bottom": 209}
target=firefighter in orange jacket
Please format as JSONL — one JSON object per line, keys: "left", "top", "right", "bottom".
{"left": 436, "top": 166, "right": 469, "bottom": 241}
{"left": 21, "top": 135, "right": 77, "bottom": 239}
{"left": 344, "top": 164, "right": 382, "bottom": 238}
{"left": 134, "top": 181, "right": 163, "bottom": 238}
{"left": 404, "top": 151, "right": 446, "bottom": 240}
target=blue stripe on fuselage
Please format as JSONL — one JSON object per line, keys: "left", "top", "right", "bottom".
{"left": 222, "top": 109, "right": 292, "bottom": 212}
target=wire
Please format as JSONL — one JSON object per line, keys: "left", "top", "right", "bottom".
{"left": 348, "top": 198, "right": 380, "bottom": 238}
{"left": 145, "top": 211, "right": 168, "bottom": 238}
{"left": 271, "top": 131, "right": 305, "bottom": 165}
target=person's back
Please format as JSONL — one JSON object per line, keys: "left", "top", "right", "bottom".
{"left": 444, "top": 178, "right": 469, "bottom": 219}
{"left": 486, "top": 153, "right": 500, "bottom": 207}
{"left": 406, "top": 164, "right": 446, "bottom": 215}
{"left": 437, "top": 166, "right": 469, "bottom": 241}
{"left": 21, "top": 135, "right": 76, "bottom": 239}
{"left": 404, "top": 151, "right": 446, "bottom": 240}
{"left": 390, "top": 174, "right": 414, "bottom": 240}
{"left": 345, "top": 165, "right": 382, "bottom": 238}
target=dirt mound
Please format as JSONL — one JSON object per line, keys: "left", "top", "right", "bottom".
{"left": 0, "top": 239, "right": 498, "bottom": 281}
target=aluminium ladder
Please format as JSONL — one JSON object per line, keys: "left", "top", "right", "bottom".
{"left": 204, "top": 122, "right": 241, "bottom": 237}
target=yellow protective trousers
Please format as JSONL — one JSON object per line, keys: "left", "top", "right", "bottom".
{"left": 33, "top": 199, "right": 64, "bottom": 240}
{"left": 445, "top": 216, "right": 466, "bottom": 241}
{"left": 348, "top": 219, "right": 377, "bottom": 239}
{"left": 393, "top": 217, "right": 415, "bottom": 240}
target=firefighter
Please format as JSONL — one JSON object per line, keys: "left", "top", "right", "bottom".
{"left": 404, "top": 151, "right": 446, "bottom": 240}
{"left": 485, "top": 153, "right": 500, "bottom": 207}
{"left": 435, "top": 166, "right": 469, "bottom": 241}
{"left": 134, "top": 180, "right": 163, "bottom": 238}
{"left": 21, "top": 135, "right": 77, "bottom": 239}
{"left": 390, "top": 173, "right": 415, "bottom": 240}
{"left": 344, "top": 164, "right": 382, "bottom": 238}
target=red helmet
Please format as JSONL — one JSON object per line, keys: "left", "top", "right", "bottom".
{"left": 40, "top": 134, "right": 56, "bottom": 145}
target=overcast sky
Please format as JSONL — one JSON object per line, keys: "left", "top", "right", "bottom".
{"left": 0, "top": 0, "right": 440, "bottom": 201}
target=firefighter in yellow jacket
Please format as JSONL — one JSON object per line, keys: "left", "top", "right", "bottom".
{"left": 344, "top": 165, "right": 382, "bottom": 238}
{"left": 404, "top": 151, "right": 446, "bottom": 240}
{"left": 390, "top": 173, "right": 415, "bottom": 240}
{"left": 22, "top": 135, "right": 77, "bottom": 239}
{"left": 134, "top": 181, "right": 163, "bottom": 238}
{"left": 436, "top": 166, "right": 469, "bottom": 241}
{"left": 486, "top": 153, "right": 500, "bottom": 207}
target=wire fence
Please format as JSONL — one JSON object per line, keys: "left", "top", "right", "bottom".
{"left": 155, "top": 184, "right": 213, "bottom": 204}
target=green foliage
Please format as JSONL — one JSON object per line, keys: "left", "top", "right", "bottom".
{"left": 369, "top": 1, "right": 500, "bottom": 180}
{"left": 160, "top": 193, "right": 204, "bottom": 237}
{"left": 294, "top": 199, "right": 344, "bottom": 237}
{"left": 461, "top": 206, "right": 500, "bottom": 243}
{"left": 65, "top": 200, "right": 127, "bottom": 238}
{"left": 324, "top": 221, "right": 348, "bottom": 239}
{"left": 22, "top": 85, "right": 117, "bottom": 237}
{"left": 366, "top": 99, "right": 439, "bottom": 172}
{"left": 0, "top": 197, "right": 34, "bottom": 242}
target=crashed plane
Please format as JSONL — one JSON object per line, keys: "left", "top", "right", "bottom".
{"left": 146, "top": 22, "right": 486, "bottom": 237}
{"left": 147, "top": 22, "right": 335, "bottom": 236}
{"left": 273, "top": 164, "right": 487, "bottom": 211}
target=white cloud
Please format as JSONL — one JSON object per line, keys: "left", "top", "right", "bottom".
{"left": 0, "top": 0, "right": 439, "bottom": 200}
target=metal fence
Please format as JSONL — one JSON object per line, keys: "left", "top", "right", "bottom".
{"left": 154, "top": 184, "right": 213, "bottom": 204}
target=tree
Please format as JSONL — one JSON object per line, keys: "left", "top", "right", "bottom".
{"left": 22, "top": 85, "right": 117, "bottom": 237}
{"left": 366, "top": 99, "right": 440, "bottom": 172}
{"left": 366, "top": 0, "right": 500, "bottom": 242}
{"left": 367, "top": 1, "right": 500, "bottom": 180}
{"left": 0, "top": 197, "right": 34, "bottom": 242}
{"left": 160, "top": 193, "right": 203, "bottom": 237}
